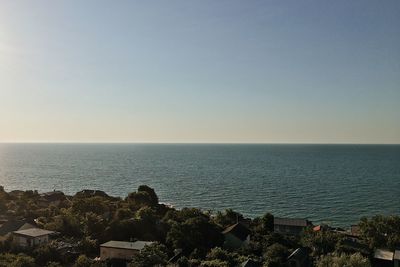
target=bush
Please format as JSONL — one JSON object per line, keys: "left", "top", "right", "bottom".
{"left": 74, "top": 255, "right": 92, "bottom": 267}
{"left": 129, "top": 243, "right": 168, "bottom": 267}
{"left": 316, "top": 253, "right": 371, "bottom": 267}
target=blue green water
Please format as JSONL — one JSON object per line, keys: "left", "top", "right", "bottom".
{"left": 0, "top": 144, "right": 399, "bottom": 226}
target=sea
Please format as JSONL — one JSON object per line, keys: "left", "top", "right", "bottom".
{"left": 0, "top": 143, "right": 399, "bottom": 227}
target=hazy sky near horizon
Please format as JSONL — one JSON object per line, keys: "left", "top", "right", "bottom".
{"left": 0, "top": 1, "right": 399, "bottom": 143}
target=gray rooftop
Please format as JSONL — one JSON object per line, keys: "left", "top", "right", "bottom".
{"left": 274, "top": 217, "right": 309, "bottom": 227}
{"left": 13, "top": 228, "right": 55, "bottom": 237}
{"left": 100, "top": 240, "right": 154, "bottom": 250}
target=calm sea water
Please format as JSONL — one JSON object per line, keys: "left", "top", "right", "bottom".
{"left": 0, "top": 144, "right": 399, "bottom": 227}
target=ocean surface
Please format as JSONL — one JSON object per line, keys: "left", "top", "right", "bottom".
{"left": 0, "top": 143, "right": 399, "bottom": 227}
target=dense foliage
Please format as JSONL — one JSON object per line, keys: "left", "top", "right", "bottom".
{"left": 0, "top": 185, "right": 399, "bottom": 266}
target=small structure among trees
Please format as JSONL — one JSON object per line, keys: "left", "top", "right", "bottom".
{"left": 12, "top": 228, "right": 55, "bottom": 247}
{"left": 274, "top": 217, "right": 312, "bottom": 235}
{"left": 222, "top": 223, "right": 251, "bottom": 249}
{"left": 99, "top": 240, "right": 154, "bottom": 261}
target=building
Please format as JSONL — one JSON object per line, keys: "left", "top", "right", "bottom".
{"left": 373, "top": 249, "right": 394, "bottom": 267}
{"left": 274, "top": 217, "right": 311, "bottom": 235}
{"left": 0, "top": 219, "right": 36, "bottom": 242}
{"left": 13, "top": 228, "right": 55, "bottom": 247}
{"left": 287, "top": 247, "right": 309, "bottom": 267}
{"left": 100, "top": 240, "right": 154, "bottom": 261}
{"left": 222, "top": 223, "right": 251, "bottom": 249}
{"left": 394, "top": 250, "right": 400, "bottom": 267}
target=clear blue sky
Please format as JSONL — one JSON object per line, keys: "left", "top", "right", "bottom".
{"left": 0, "top": 1, "right": 399, "bottom": 143}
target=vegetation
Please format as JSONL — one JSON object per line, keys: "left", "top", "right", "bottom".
{"left": 316, "top": 253, "right": 371, "bottom": 267}
{"left": 0, "top": 185, "right": 399, "bottom": 266}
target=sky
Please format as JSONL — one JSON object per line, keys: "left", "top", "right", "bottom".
{"left": 0, "top": 1, "right": 399, "bottom": 143}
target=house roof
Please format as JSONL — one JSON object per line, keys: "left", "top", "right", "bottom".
{"left": 313, "top": 225, "right": 321, "bottom": 231}
{"left": 287, "top": 247, "right": 308, "bottom": 261}
{"left": 374, "top": 249, "right": 394, "bottom": 261}
{"left": 100, "top": 241, "right": 154, "bottom": 251}
{"left": 13, "top": 228, "right": 55, "bottom": 237}
{"left": 222, "top": 223, "right": 250, "bottom": 241}
{"left": 274, "top": 217, "right": 310, "bottom": 227}
{"left": 0, "top": 220, "right": 36, "bottom": 236}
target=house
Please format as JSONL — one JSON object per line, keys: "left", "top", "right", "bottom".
{"left": 222, "top": 223, "right": 251, "bottom": 249}
{"left": 0, "top": 219, "right": 36, "bottom": 242}
{"left": 373, "top": 249, "right": 394, "bottom": 267}
{"left": 12, "top": 228, "right": 55, "bottom": 247}
{"left": 274, "top": 218, "right": 311, "bottom": 235}
{"left": 394, "top": 250, "right": 400, "bottom": 267}
{"left": 100, "top": 240, "right": 154, "bottom": 261}
{"left": 287, "top": 247, "right": 309, "bottom": 267}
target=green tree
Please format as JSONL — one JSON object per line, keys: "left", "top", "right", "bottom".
{"left": 263, "top": 244, "right": 289, "bottom": 267}
{"left": 74, "top": 255, "right": 92, "bottom": 267}
{"left": 213, "top": 209, "right": 244, "bottom": 228}
{"left": 261, "top": 213, "right": 274, "bottom": 233}
{"left": 200, "top": 259, "right": 229, "bottom": 267}
{"left": 166, "top": 216, "right": 223, "bottom": 252}
{"left": 45, "top": 262, "right": 63, "bottom": 267}
{"left": 129, "top": 243, "right": 168, "bottom": 267}
{"left": 301, "top": 228, "right": 341, "bottom": 256}
{"left": 205, "top": 247, "right": 244, "bottom": 266}
{"left": 137, "top": 185, "right": 158, "bottom": 206}
{"left": 114, "top": 207, "right": 135, "bottom": 220}
{"left": 83, "top": 212, "right": 106, "bottom": 239}
{"left": 71, "top": 197, "right": 108, "bottom": 216}
{"left": 79, "top": 237, "right": 99, "bottom": 256}
{"left": 33, "top": 244, "right": 61, "bottom": 266}
{"left": 358, "top": 215, "right": 400, "bottom": 249}
{"left": 0, "top": 253, "right": 37, "bottom": 267}
{"left": 316, "top": 253, "right": 371, "bottom": 267}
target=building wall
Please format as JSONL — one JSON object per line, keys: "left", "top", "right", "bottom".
{"left": 33, "top": 235, "right": 49, "bottom": 246}
{"left": 100, "top": 247, "right": 139, "bottom": 261}
{"left": 13, "top": 235, "right": 49, "bottom": 247}
{"left": 13, "top": 235, "right": 29, "bottom": 247}
{"left": 274, "top": 224, "right": 304, "bottom": 235}
{"left": 223, "top": 233, "right": 246, "bottom": 249}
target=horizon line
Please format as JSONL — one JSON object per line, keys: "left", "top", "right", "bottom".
{"left": 1, "top": 141, "right": 399, "bottom": 145}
